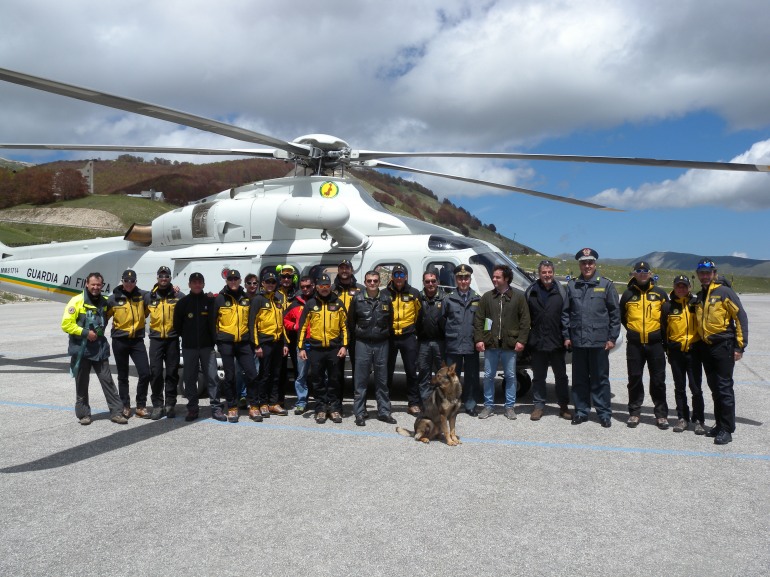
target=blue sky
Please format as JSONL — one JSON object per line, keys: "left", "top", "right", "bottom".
{"left": 1, "top": 0, "right": 769, "bottom": 260}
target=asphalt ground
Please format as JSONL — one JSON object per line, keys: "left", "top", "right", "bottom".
{"left": 1, "top": 298, "right": 768, "bottom": 577}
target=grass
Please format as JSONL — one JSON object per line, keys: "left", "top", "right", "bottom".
{"left": 10, "top": 195, "right": 174, "bottom": 228}
{"left": 511, "top": 254, "right": 770, "bottom": 294}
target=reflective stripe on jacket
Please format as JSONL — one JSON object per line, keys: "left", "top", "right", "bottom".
{"left": 384, "top": 281, "right": 421, "bottom": 336}
{"left": 620, "top": 280, "right": 668, "bottom": 344}
{"left": 108, "top": 286, "right": 148, "bottom": 339}
{"left": 695, "top": 280, "right": 748, "bottom": 351}
{"left": 661, "top": 293, "right": 700, "bottom": 352}
{"left": 248, "top": 291, "right": 286, "bottom": 346}
{"left": 145, "top": 284, "right": 184, "bottom": 339}
{"left": 297, "top": 293, "right": 348, "bottom": 349}
{"left": 213, "top": 287, "right": 251, "bottom": 343}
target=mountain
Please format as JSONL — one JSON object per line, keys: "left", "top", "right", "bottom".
{"left": 0, "top": 157, "right": 34, "bottom": 171}
{"left": 602, "top": 251, "right": 770, "bottom": 278}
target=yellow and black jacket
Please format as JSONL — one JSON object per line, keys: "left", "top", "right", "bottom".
{"left": 213, "top": 286, "right": 252, "bottom": 343}
{"left": 297, "top": 291, "right": 348, "bottom": 349}
{"left": 108, "top": 285, "right": 148, "bottom": 339}
{"left": 619, "top": 279, "right": 668, "bottom": 344}
{"left": 695, "top": 278, "right": 749, "bottom": 351}
{"left": 332, "top": 277, "right": 363, "bottom": 314}
{"left": 61, "top": 290, "right": 112, "bottom": 360}
{"left": 248, "top": 290, "right": 287, "bottom": 347}
{"left": 144, "top": 284, "right": 184, "bottom": 339}
{"left": 384, "top": 280, "right": 421, "bottom": 336}
{"left": 661, "top": 291, "right": 700, "bottom": 353}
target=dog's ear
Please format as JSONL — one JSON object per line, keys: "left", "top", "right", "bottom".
{"left": 440, "top": 361, "right": 447, "bottom": 368}
{"left": 447, "top": 363, "right": 456, "bottom": 374}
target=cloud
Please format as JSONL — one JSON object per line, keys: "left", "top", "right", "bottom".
{"left": 589, "top": 139, "right": 770, "bottom": 210}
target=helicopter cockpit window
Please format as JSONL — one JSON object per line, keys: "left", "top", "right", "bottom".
{"left": 469, "top": 252, "right": 534, "bottom": 292}
{"left": 425, "top": 261, "right": 457, "bottom": 290}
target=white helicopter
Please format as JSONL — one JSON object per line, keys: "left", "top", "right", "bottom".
{"left": 0, "top": 66, "right": 767, "bottom": 304}
{"left": 2, "top": 67, "right": 767, "bottom": 394}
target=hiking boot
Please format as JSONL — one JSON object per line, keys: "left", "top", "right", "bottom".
{"left": 122, "top": 406, "right": 132, "bottom": 419}
{"left": 505, "top": 407, "right": 517, "bottom": 420}
{"left": 294, "top": 404, "right": 306, "bottom": 415}
{"left": 705, "top": 424, "right": 721, "bottom": 438}
{"left": 627, "top": 415, "right": 640, "bottom": 428}
{"left": 79, "top": 415, "right": 92, "bottom": 426}
{"left": 227, "top": 407, "right": 239, "bottom": 423}
{"left": 211, "top": 407, "right": 227, "bottom": 422}
{"left": 185, "top": 407, "right": 199, "bottom": 422}
{"left": 478, "top": 406, "right": 494, "bottom": 419}
{"left": 315, "top": 412, "right": 327, "bottom": 424}
{"left": 530, "top": 407, "right": 544, "bottom": 421}
{"left": 149, "top": 407, "right": 165, "bottom": 420}
{"left": 269, "top": 404, "right": 288, "bottom": 416}
{"left": 714, "top": 430, "right": 732, "bottom": 445}
{"left": 165, "top": 406, "right": 176, "bottom": 419}
{"left": 248, "top": 405, "right": 263, "bottom": 422}
{"left": 135, "top": 406, "right": 151, "bottom": 419}
{"left": 111, "top": 413, "right": 128, "bottom": 425}
{"left": 673, "top": 419, "right": 689, "bottom": 433}
{"left": 330, "top": 411, "right": 343, "bottom": 424}
{"left": 693, "top": 421, "right": 706, "bottom": 435}
{"left": 656, "top": 418, "right": 670, "bottom": 430}
{"left": 558, "top": 405, "right": 573, "bottom": 420}
{"left": 259, "top": 404, "right": 271, "bottom": 418}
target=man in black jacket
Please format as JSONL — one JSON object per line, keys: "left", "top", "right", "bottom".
{"left": 416, "top": 269, "right": 447, "bottom": 401}
{"left": 525, "top": 260, "right": 571, "bottom": 421}
{"left": 172, "top": 272, "right": 226, "bottom": 422}
{"left": 348, "top": 270, "right": 395, "bottom": 426}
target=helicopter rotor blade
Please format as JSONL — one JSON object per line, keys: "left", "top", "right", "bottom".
{"left": 0, "top": 143, "right": 277, "bottom": 157}
{"left": 0, "top": 67, "right": 310, "bottom": 158}
{"left": 353, "top": 150, "right": 770, "bottom": 173}
{"left": 361, "top": 160, "right": 621, "bottom": 211}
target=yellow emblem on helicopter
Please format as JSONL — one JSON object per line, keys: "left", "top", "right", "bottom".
{"left": 319, "top": 182, "right": 339, "bottom": 199}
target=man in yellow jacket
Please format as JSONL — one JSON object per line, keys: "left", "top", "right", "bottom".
{"left": 661, "top": 275, "right": 705, "bottom": 434}
{"left": 298, "top": 274, "right": 348, "bottom": 424}
{"left": 61, "top": 272, "right": 127, "bottom": 425}
{"left": 694, "top": 259, "right": 749, "bottom": 445}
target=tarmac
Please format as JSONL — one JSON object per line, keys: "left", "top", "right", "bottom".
{"left": 1, "top": 297, "right": 768, "bottom": 577}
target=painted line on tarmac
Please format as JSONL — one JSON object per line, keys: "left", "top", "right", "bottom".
{"left": 3, "top": 400, "right": 769, "bottom": 462}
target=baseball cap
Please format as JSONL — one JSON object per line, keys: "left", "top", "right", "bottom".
{"left": 262, "top": 271, "right": 277, "bottom": 282}
{"left": 696, "top": 258, "right": 716, "bottom": 271}
{"left": 633, "top": 261, "right": 651, "bottom": 272}
{"left": 157, "top": 266, "right": 171, "bottom": 276}
{"left": 338, "top": 259, "right": 353, "bottom": 268}
{"left": 673, "top": 274, "right": 690, "bottom": 286}
{"left": 189, "top": 272, "right": 204, "bottom": 283}
{"left": 316, "top": 273, "right": 332, "bottom": 286}
{"left": 122, "top": 269, "right": 137, "bottom": 282}
{"left": 575, "top": 248, "right": 599, "bottom": 261}
{"left": 226, "top": 269, "right": 241, "bottom": 280}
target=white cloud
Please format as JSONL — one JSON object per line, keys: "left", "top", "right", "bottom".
{"left": 590, "top": 139, "right": 770, "bottom": 210}
{"left": 731, "top": 252, "right": 748, "bottom": 258}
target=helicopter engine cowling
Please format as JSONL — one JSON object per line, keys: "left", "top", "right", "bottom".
{"left": 276, "top": 197, "right": 350, "bottom": 230}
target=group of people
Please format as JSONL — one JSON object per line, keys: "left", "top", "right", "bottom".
{"left": 61, "top": 250, "right": 749, "bottom": 445}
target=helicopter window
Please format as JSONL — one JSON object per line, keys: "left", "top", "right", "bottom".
{"left": 469, "top": 252, "right": 534, "bottom": 292}
{"left": 373, "top": 263, "right": 409, "bottom": 286}
{"left": 425, "top": 261, "right": 457, "bottom": 290}
{"left": 428, "top": 234, "right": 486, "bottom": 251}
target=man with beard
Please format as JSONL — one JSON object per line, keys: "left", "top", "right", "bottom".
{"left": 332, "top": 259, "right": 362, "bottom": 402}
{"left": 620, "top": 261, "right": 670, "bottom": 429}
{"left": 298, "top": 274, "right": 348, "bottom": 424}
{"left": 61, "top": 272, "right": 126, "bottom": 425}
{"left": 213, "top": 269, "right": 258, "bottom": 423}
{"left": 248, "top": 270, "right": 289, "bottom": 418}
{"left": 385, "top": 264, "right": 422, "bottom": 415}
{"left": 143, "top": 266, "right": 184, "bottom": 420}
{"left": 108, "top": 269, "right": 151, "bottom": 419}
{"left": 693, "top": 258, "right": 749, "bottom": 445}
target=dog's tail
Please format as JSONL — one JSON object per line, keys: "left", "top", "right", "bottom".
{"left": 395, "top": 426, "right": 414, "bottom": 438}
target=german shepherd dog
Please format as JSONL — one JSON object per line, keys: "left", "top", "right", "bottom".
{"left": 396, "top": 363, "right": 462, "bottom": 445}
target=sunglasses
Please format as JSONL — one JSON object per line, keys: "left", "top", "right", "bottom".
{"left": 634, "top": 269, "right": 650, "bottom": 274}
{"left": 365, "top": 278, "right": 379, "bottom": 284}
{"left": 300, "top": 284, "right": 314, "bottom": 289}
{"left": 423, "top": 279, "right": 437, "bottom": 284}
{"left": 580, "top": 260, "right": 596, "bottom": 265}
{"left": 280, "top": 274, "right": 294, "bottom": 278}
{"left": 392, "top": 272, "right": 406, "bottom": 279}
{"left": 122, "top": 279, "right": 136, "bottom": 283}
{"left": 246, "top": 281, "right": 259, "bottom": 286}
{"left": 157, "top": 274, "right": 171, "bottom": 280}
